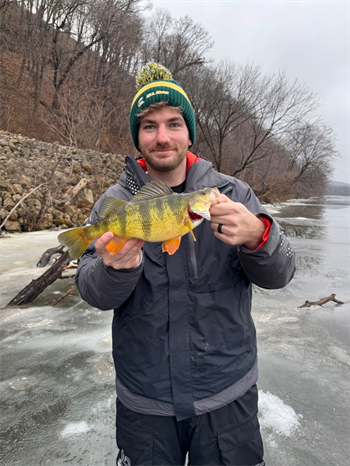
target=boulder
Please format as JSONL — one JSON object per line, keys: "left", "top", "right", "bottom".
{"left": 4, "top": 220, "right": 21, "bottom": 232}
{"left": 75, "top": 188, "right": 94, "bottom": 209}
{"left": 81, "top": 161, "right": 92, "bottom": 174}
{"left": 12, "top": 184, "right": 23, "bottom": 194}
{"left": 0, "top": 207, "right": 9, "bottom": 219}
{"left": 3, "top": 197, "right": 15, "bottom": 209}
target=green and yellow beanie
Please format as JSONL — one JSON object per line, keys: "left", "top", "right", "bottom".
{"left": 129, "top": 62, "right": 196, "bottom": 150}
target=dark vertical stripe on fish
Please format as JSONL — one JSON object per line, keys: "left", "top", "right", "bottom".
{"left": 141, "top": 199, "right": 152, "bottom": 240}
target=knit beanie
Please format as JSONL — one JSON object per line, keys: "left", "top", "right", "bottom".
{"left": 129, "top": 62, "right": 196, "bottom": 150}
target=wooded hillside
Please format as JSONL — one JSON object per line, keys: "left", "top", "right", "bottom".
{"left": 0, "top": 0, "right": 338, "bottom": 205}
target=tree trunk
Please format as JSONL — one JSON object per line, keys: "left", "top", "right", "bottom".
{"left": 7, "top": 251, "right": 71, "bottom": 306}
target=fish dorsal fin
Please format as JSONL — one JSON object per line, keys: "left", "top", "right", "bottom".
{"left": 98, "top": 197, "right": 126, "bottom": 218}
{"left": 130, "top": 181, "right": 173, "bottom": 203}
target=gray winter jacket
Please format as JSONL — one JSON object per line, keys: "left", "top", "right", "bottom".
{"left": 76, "top": 155, "right": 295, "bottom": 420}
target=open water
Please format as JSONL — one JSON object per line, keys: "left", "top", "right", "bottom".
{"left": 0, "top": 196, "right": 349, "bottom": 465}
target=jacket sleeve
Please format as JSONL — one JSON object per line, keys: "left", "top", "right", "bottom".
{"left": 75, "top": 196, "right": 143, "bottom": 311}
{"left": 235, "top": 185, "right": 296, "bottom": 289}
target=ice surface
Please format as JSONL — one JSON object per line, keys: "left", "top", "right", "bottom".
{"left": 0, "top": 196, "right": 349, "bottom": 466}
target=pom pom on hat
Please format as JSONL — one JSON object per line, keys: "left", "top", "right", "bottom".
{"left": 136, "top": 62, "right": 173, "bottom": 90}
{"left": 129, "top": 62, "right": 196, "bottom": 150}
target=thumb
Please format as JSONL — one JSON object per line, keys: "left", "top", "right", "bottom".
{"left": 96, "top": 231, "right": 114, "bottom": 250}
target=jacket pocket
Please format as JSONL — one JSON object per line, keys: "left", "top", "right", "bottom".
{"left": 217, "top": 414, "right": 264, "bottom": 465}
{"left": 117, "top": 416, "right": 153, "bottom": 464}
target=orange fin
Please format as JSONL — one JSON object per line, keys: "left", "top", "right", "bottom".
{"left": 106, "top": 237, "right": 127, "bottom": 254}
{"left": 162, "top": 237, "right": 182, "bottom": 255}
{"left": 185, "top": 219, "right": 197, "bottom": 241}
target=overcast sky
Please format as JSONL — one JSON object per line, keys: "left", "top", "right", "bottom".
{"left": 147, "top": 0, "right": 349, "bottom": 183}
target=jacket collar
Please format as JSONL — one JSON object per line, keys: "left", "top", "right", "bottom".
{"left": 120, "top": 153, "right": 232, "bottom": 194}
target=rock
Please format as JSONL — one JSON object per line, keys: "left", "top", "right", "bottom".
{"left": 75, "top": 188, "right": 94, "bottom": 208}
{"left": 4, "top": 220, "right": 21, "bottom": 232}
{"left": 0, "top": 132, "right": 126, "bottom": 232}
{"left": 38, "top": 213, "right": 53, "bottom": 229}
{"left": 73, "top": 162, "right": 81, "bottom": 173}
{"left": 78, "top": 212, "right": 88, "bottom": 223}
{"left": 0, "top": 179, "right": 8, "bottom": 189}
{"left": 81, "top": 161, "right": 92, "bottom": 174}
{"left": 20, "top": 175, "right": 32, "bottom": 186}
{"left": 32, "top": 198, "right": 41, "bottom": 208}
{"left": 13, "top": 194, "right": 22, "bottom": 203}
{"left": 0, "top": 207, "right": 9, "bottom": 219}
{"left": 3, "top": 197, "right": 15, "bottom": 209}
{"left": 64, "top": 205, "right": 75, "bottom": 217}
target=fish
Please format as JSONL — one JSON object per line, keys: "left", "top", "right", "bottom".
{"left": 58, "top": 181, "right": 220, "bottom": 259}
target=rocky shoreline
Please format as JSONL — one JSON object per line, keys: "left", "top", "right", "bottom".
{"left": 0, "top": 132, "right": 126, "bottom": 233}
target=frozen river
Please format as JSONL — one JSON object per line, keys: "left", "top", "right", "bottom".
{"left": 0, "top": 196, "right": 349, "bottom": 466}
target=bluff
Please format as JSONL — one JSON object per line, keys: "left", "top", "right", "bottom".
{"left": 0, "top": 132, "right": 126, "bottom": 233}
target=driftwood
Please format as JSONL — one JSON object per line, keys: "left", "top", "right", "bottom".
{"left": 51, "top": 284, "right": 78, "bottom": 306}
{"left": 299, "top": 294, "right": 344, "bottom": 309}
{"left": 37, "top": 244, "right": 65, "bottom": 267}
{"left": 7, "top": 251, "right": 71, "bottom": 306}
{"left": 56, "top": 178, "right": 88, "bottom": 208}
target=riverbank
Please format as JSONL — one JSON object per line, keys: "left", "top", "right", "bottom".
{"left": 0, "top": 131, "right": 125, "bottom": 233}
{"left": 0, "top": 196, "right": 349, "bottom": 465}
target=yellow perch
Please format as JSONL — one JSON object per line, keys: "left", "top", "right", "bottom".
{"left": 58, "top": 181, "right": 220, "bottom": 259}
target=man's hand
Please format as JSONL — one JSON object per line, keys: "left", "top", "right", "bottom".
{"left": 210, "top": 195, "right": 266, "bottom": 250}
{"left": 95, "top": 232, "right": 144, "bottom": 270}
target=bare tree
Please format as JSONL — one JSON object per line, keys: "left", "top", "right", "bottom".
{"left": 230, "top": 72, "right": 320, "bottom": 178}
{"left": 287, "top": 123, "right": 337, "bottom": 185}
{"left": 50, "top": 0, "right": 145, "bottom": 109}
{"left": 45, "top": 88, "right": 117, "bottom": 150}
{"left": 141, "top": 8, "right": 214, "bottom": 76}
{"left": 187, "top": 61, "right": 264, "bottom": 172}
{"left": 0, "top": 0, "right": 13, "bottom": 10}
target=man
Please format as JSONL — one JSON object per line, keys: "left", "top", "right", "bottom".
{"left": 76, "top": 63, "right": 295, "bottom": 466}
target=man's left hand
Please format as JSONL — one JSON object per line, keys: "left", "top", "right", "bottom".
{"left": 210, "top": 194, "right": 266, "bottom": 250}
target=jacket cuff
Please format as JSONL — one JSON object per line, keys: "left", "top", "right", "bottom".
{"left": 239, "top": 213, "right": 281, "bottom": 257}
{"left": 99, "top": 250, "right": 144, "bottom": 276}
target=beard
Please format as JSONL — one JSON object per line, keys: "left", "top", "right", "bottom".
{"left": 140, "top": 142, "right": 188, "bottom": 173}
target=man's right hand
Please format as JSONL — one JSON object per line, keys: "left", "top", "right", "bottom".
{"left": 95, "top": 232, "right": 144, "bottom": 270}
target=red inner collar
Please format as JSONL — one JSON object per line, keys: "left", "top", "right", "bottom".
{"left": 137, "top": 151, "right": 202, "bottom": 173}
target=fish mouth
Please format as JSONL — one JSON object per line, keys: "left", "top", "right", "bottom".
{"left": 189, "top": 209, "right": 211, "bottom": 221}
{"left": 211, "top": 188, "right": 220, "bottom": 200}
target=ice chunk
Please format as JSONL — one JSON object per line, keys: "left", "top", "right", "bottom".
{"left": 258, "top": 390, "right": 302, "bottom": 437}
{"left": 61, "top": 421, "right": 91, "bottom": 437}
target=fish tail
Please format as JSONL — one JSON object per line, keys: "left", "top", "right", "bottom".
{"left": 58, "top": 227, "right": 92, "bottom": 259}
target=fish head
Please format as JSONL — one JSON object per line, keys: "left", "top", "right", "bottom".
{"left": 187, "top": 187, "right": 220, "bottom": 224}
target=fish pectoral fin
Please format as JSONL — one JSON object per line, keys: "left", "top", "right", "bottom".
{"left": 162, "top": 237, "right": 182, "bottom": 255}
{"left": 185, "top": 219, "right": 197, "bottom": 242}
{"left": 98, "top": 197, "right": 126, "bottom": 218}
{"left": 106, "top": 237, "right": 127, "bottom": 254}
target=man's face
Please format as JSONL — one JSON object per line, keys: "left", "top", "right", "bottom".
{"left": 138, "top": 107, "right": 192, "bottom": 173}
